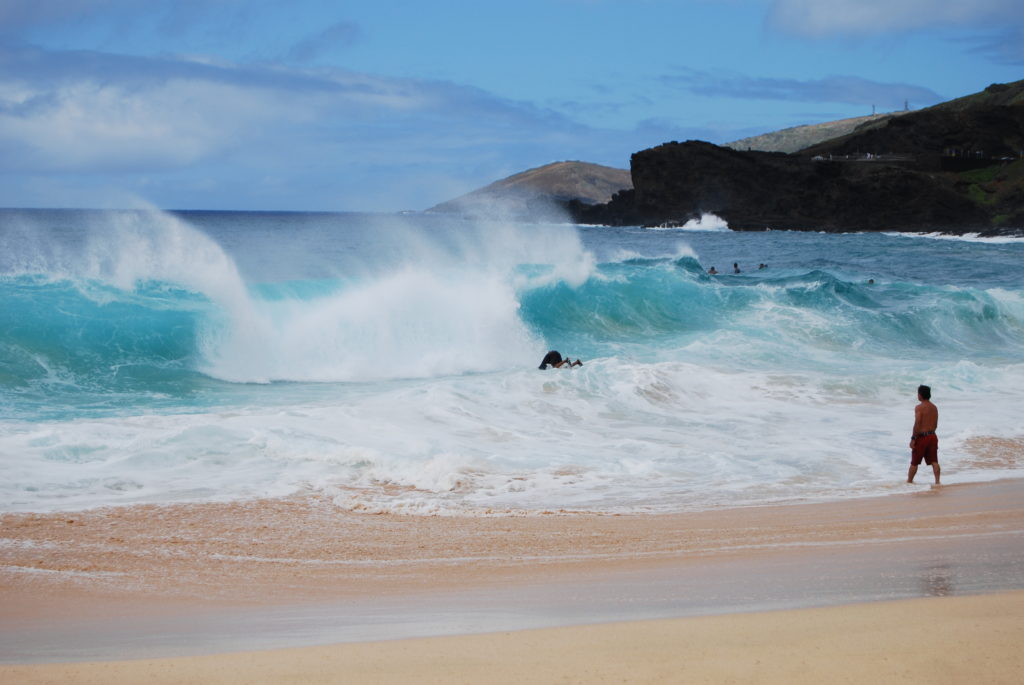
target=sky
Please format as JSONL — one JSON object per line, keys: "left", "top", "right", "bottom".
{"left": 1, "top": 0, "right": 1022, "bottom": 212}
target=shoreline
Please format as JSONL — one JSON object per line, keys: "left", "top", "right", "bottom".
{"left": 2, "top": 477, "right": 1023, "bottom": 666}
{"left": 3, "top": 592, "right": 1023, "bottom": 684}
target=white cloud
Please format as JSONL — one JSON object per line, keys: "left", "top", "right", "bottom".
{"left": 663, "top": 70, "right": 943, "bottom": 109}
{"left": 288, "top": 21, "right": 362, "bottom": 62}
{"left": 767, "top": 0, "right": 1024, "bottom": 64}
{"left": 768, "top": 0, "right": 1022, "bottom": 36}
{"left": 0, "top": 44, "right": 638, "bottom": 209}
{"left": 0, "top": 46, "right": 545, "bottom": 173}
{"left": 2, "top": 80, "right": 222, "bottom": 171}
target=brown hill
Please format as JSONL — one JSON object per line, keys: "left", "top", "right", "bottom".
{"left": 726, "top": 112, "right": 910, "bottom": 154}
{"left": 428, "top": 161, "right": 632, "bottom": 221}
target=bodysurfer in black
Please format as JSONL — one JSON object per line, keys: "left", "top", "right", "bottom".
{"left": 539, "top": 350, "right": 582, "bottom": 369}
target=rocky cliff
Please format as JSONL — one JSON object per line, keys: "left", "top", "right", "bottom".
{"left": 571, "top": 141, "right": 990, "bottom": 232}
{"left": 573, "top": 80, "right": 1024, "bottom": 233}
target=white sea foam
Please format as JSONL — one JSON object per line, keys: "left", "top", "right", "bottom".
{"left": 647, "top": 213, "right": 730, "bottom": 232}
{"left": 2, "top": 353, "right": 1021, "bottom": 515}
{"left": 603, "top": 241, "right": 698, "bottom": 266}
{"left": 883, "top": 231, "right": 1024, "bottom": 244}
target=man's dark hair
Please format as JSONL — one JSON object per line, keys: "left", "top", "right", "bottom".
{"left": 918, "top": 384, "right": 931, "bottom": 400}
{"left": 539, "top": 350, "right": 563, "bottom": 370}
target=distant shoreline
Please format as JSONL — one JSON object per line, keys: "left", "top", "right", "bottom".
{"left": 3, "top": 207, "right": 1021, "bottom": 237}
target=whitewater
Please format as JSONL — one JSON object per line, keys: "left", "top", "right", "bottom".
{"left": 1, "top": 209, "right": 1022, "bottom": 515}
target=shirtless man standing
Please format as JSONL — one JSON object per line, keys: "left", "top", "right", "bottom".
{"left": 908, "top": 385, "right": 940, "bottom": 485}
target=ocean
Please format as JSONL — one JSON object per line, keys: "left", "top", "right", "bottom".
{"left": 2, "top": 208, "right": 1022, "bottom": 515}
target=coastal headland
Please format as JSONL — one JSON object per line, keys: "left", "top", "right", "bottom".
{"left": 571, "top": 80, "right": 1024, "bottom": 233}
{"left": 428, "top": 80, "right": 1024, "bottom": 234}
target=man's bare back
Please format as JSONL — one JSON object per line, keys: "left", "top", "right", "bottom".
{"left": 913, "top": 400, "right": 938, "bottom": 437}
{"left": 908, "top": 385, "right": 940, "bottom": 485}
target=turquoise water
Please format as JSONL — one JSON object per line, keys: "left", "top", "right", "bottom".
{"left": 2, "top": 209, "right": 1022, "bottom": 513}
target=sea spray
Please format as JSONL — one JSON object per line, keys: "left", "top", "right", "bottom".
{"left": 1, "top": 212, "right": 596, "bottom": 387}
{"left": 646, "top": 213, "right": 730, "bottom": 232}
{"left": 201, "top": 267, "right": 539, "bottom": 382}
{"left": 198, "top": 216, "right": 594, "bottom": 382}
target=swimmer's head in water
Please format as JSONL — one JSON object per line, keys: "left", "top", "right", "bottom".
{"left": 539, "top": 350, "right": 562, "bottom": 370}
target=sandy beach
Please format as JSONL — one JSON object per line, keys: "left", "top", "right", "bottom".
{"left": 2, "top": 476, "right": 1024, "bottom": 682}
{"left": 3, "top": 592, "right": 1023, "bottom": 684}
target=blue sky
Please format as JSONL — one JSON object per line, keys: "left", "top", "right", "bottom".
{"left": 1, "top": 0, "right": 1022, "bottom": 211}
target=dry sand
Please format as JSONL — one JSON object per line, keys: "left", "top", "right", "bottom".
{"left": 2, "top": 474, "right": 1023, "bottom": 682}
{"left": 3, "top": 592, "right": 1023, "bottom": 684}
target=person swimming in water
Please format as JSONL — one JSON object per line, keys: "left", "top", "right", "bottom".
{"left": 539, "top": 350, "right": 582, "bottom": 369}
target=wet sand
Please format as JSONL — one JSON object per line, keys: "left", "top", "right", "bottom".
{"left": 2, "top": 477, "right": 1023, "bottom": 680}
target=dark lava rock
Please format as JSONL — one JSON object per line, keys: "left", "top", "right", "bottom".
{"left": 571, "top": 140, "right": 990, "bottom": 232}
{"left": 572, "top": 80, "right": 1024, "bottom": 234}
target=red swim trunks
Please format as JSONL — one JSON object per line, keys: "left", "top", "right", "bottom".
{"left": 911, "top": 433, "right": 938, "bottom": 466}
